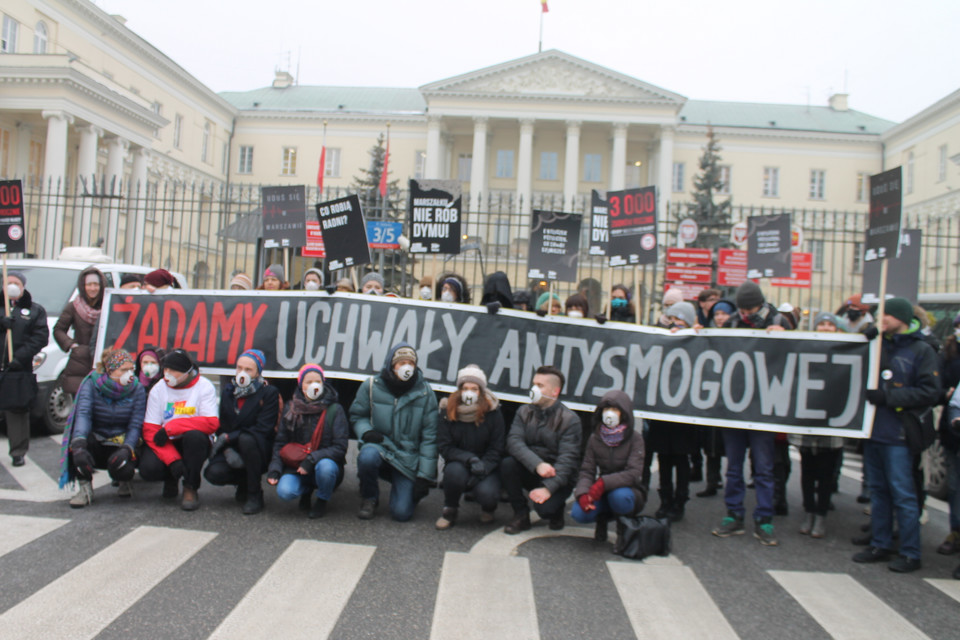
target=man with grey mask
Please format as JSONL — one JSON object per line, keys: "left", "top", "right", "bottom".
{"left": 500, "top": 365, "right": 582, "bottom": 533}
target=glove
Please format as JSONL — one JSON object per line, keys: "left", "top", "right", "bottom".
{"left": 153, "top": 428, "right": 169, "bottom": 447}
{"left": 107, "top": 447, "right": 133, "bottom": 474}
{"left": 486, "top": 301, "right": 501, "bottom": 315}
{"left": 595, "top": 314, "right": 607, "bottom": 325}
{"left": 71, "top": 440, "right": 95, "bottom": 478}
{"left": 0, "top": 316, "right": 12, "bottom": 330}
{"left": 298, "top": 458, "right": 314, "bottom": 475}
{"left": 862, "top": 326, "right": 879, "bottom": 341}
{"left": 361, "top": 430, "right": 385, "bottom": 444}
{"left": 536, "top": 308, "right": 548, "bottom": 317}
{"left": 469, "top": 457, "right": 485, "bottom": 476}
{"left": 6, "top": 359, "right": 23, "bottom": 372}
{"left": 865, "top": 389, "right": 886, "bottom": 406}
{"left": 325, "top": 286, "right": 337, "bottom": 295}
{"left": 587, "top": 478, "right": 605, "bottom": 503}
{"left": 209, "top": 433, "right": 229, "bottom": 459}
{"left": 577, "top": 494, "right": 594, "bottom": 512}
{"left": 267, "top": 470, "right": 281, "bottom": 482}
{"left": 168, "top": 459, "right": 185, "bottom": 480}
{"left": 413, "top": 477, "right": 431, "bottom": 502}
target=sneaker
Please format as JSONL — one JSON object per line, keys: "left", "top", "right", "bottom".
{"left": 937, "top": 531, "right": 960, "bottom": 555}
{"left": 548, "top": 513, "right": 565, "bottom": 531}
{"left": 435, "top": 507, "right": 457, "bottom": 530}
{"left": 853, "top": 546, "right": 894, "bottom": 563}
{"left": 69, "top": 480, "right": 94, "bottom": 508}
{"left": 479, "top": 510, "right": 496, "bottom": 524}
{"left": 712, "top": 512, "right": 745, "bottom": 537}
{"left": 242, "top": 492, "right": 264, "bottom": 515}
{"left": 810, "top": 515, "right": 826, "bottom": 539}
{"left": 117, "top": 481, "right": 133, "bottom": 498}
{"left": 308, "top": 498, "right": 327, "bottom": 519}
{"left": 358, "top": 498, "right": 378, "bottom": 520}
{"left": 504, "top": 513, "right": 532, "bottom": 535}
{"left": 799, "top": 513, "right": 815, "bottom": 536}
{"left": 181, "top": 485, "right": 200, "bottom": 511}
{"left": 888, "top": 555, "right": 921, "bottom": 573}
{"left": 11, "top": 455, "right": 25, "bottom": 467}
{"left": 754, "top": 519, "right": 778, "bottom": 546}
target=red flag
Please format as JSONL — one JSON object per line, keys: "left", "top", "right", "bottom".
{"left": 317, "top": 146, "right": 326, "bottom": 193}
{"left": 378, "top": 132, "right": 390, "bottom": 198}
{"left": 541, "top": 0, "right": 548, "bottom": 12}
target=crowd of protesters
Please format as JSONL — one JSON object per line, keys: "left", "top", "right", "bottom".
{"left": 2, "top": 263, "right": 959, "bottom": 580}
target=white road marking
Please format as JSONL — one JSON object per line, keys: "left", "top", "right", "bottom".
{"left": 0, "top": 514, "right": 69, "bottom": 558}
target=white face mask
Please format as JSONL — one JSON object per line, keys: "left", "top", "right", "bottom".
{"left": 602, "top": 409, "right": 620, "bottom": 427}
{"left": 164, "top": 372, "right": 181, "bottom": 387}
{"left": 119, "top": 370, "right": 135, "bottom": 386}
{"left": 306, "top": 382, "right": 323, "bottom": 400}
{"left": 305, "top": 280, "right": 321, "bottom": 291}
{"left": 440, "top": 290, "right": 456, "bottom": 303}
{"left": 396, "top": 363, "right": 415, "bottom": 381}
{"left": 419, "top": 286, "right": 432, "bottom": 300}
{"left": 235, "top": 371, "right": 251, "bottom": 387}
{"left": 461, "top": 390, "right": 479, "bottom": 405}
{"left": 529, "top": 385, "right": 543, "bottom": 405}
{"left": 5, "top": 283, "right": 21, "bottom": 299}
{"left": 141, "top": 363, "right": 159, "bottom": 378}
{"left": 567, "top": 309, "right": 584, "bottom": 319}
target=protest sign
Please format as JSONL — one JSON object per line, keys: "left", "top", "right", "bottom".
{"left": 366, "top": 221, "right": 403, "bottom": 250}
{"left": 261, "top": 186, "right": 306, "bottom": 249}
{"left": 862, "top": 230, "right": 921, "bottom": 303}
{"left": 0, "top": 180, "right": 26, "bottom": 254}
{"left": 302, "top": 221, "right": 326, "bottom": 258}
{"left": 865, "top": 167, "right": 902, "bottom": 262}
{"left": 746, "top": 213, "right": 792, "bottom": 279}
{"left": 314, "top": 194, "right": 370, "bottom": 271}
{"left": 97, "top": 290, "right": 874, "bottom": 437}
{"left": 717, "top": 248, "right": 748, "bottom": 287}
{"left": 408, "top": 179, "right": 462, "bottom": 254}
{"left": 527, "top": 210, "right": 582, "bottom": 282}
{"left": 588, "top": 190, "right": 609, "bottom": 256}
{"left": 607, "top": 186, "right": 658, "bottom": 266}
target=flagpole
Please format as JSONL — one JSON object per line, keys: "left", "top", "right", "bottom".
{"left": 538, "top": 10, "right": 544, "bottom": 52}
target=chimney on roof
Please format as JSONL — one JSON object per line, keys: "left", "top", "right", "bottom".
{"left": 272, "top": 70, "right": 294, "bottom": 89}
{"left": 828, "top": 93, "right": 849, "bottom": 112}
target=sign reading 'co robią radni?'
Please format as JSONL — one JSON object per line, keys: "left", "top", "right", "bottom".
{"left": 96, "top": 291, "right": 875, "bottom": 437}
{"left": 261, "top": 185, "right": 306, "bottom": 249}
{"left": 407, "top": 179, "right": 462, "bottom": 254}
{"left": 527, "top": 210, "right": 582, "bottom": 282}
{"left": 607, "top": 186, "right": 658, "bottom": 267}
{"left": 0, "top": 180, "right": 27, "bottom": 254}
{"left": 314, "top": 194, "right": 370, "bottom": 271}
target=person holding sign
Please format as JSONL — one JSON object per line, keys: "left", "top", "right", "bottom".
{"left": 1, "top": 270, "right": 49, "bottom": 466}
{"left": 350, "top": 343, "right": 438, "bottom": 522}
{"left": 268, "top": 364, "right": 349, "bottom": 519}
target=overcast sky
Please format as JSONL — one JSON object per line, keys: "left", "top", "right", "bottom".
{"left": 95, "top": 0, "right": 958, "bottom": 123}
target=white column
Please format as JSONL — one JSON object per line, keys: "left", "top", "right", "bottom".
{"left": 563, "top": 120, "right": 581, "bottom": 211}
{"left": 469, "top": 117, "right": 488, "bottom": 213}
{"left": 124, "top": 148, "right": 150, "bottom": 264}
{"left": 610, "top": 123, "right": 628, "bottom": 191}
{"left": 424, "top": 116, "right": 443, "bottom": 179}
{"left": 104, "top": 136, "right": 129, "bottom": 259}
{"left": 14, "top": 123, "right": 32, "bottom": 180}
{"left": 516, "top": 118, "right": 534, "bottom": 214}
{"left": 40, "top": 110, "right": 73, "bottom": 259}
{"left": 74, "top": 124, "right": 102, "bottom": 246}
{"left": 658, "top": 125, "right": 675, "bottom": 216}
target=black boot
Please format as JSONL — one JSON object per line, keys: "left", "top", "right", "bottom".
{"left": 309, "top": 498, "right": 327, "bottom": 519}
{"left": 594, "top": 514, "right": 610, "bottom": 542}
{"left": 655, "top": 489, "right": 672, "bottom": 519}
{"left": 667, "top": 501, "right": 686, "bottom": 523}
{"left": 242, "top": 490, "right": 264, "bottom": 515}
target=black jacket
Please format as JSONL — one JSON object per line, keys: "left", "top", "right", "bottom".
{"left": 437, "top": 392, "right": 506, "bottom": 476}
{"left": 723, "top": 302, "right": 793, "bottom": 330}
{"left": 269, "top": 385, "right": 349, "bottom": 474}
{"left": 506, "top": 400, "right": 582, "bottom": 494}
{"left": 218, "top": 381, "right": 280, "bottom": 465}
{"left": 0, "top": 289, "right": 49, "bottom": 372}
{"left": 480, "top": 271, "right": 514, "bottom": 309}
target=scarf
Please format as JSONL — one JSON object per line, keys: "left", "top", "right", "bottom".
{"left": 455, "top": 400, "right": 479, "bottom": 424}
{"left": 284, "top": 390, "right": 327, "bottom": 434}
{"left": 599, "top": 423, "right": 628, "bottom": 447}
{"left": 72, "top": 295, "right": 101, "bottom": 326}
{"left": 381, "top": 367, "right": 418, "bottom": 397}
{"left": 233, "top": 376, "right": 265, "bottom": 399}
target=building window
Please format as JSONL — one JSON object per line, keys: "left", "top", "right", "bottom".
{"left": 853, "top": 241, "right": 863, "bottom": 274}
{"left": 809, "top": 169, "right": 826, "bottom": 200}
{"left": 496, "top": 150, "right": 514, "bottom": 178}
{"left": 762, "top": 166, "right": 780, "bottom": 197}
{"left": 0, "top": 127, "right": 9, "bottom": 177}
{"left": 856, "top": 172, "right": 869, "bottom": 203}
{"left": 324, "top": 148, "right": 341, "bottom": 178}
{"left": 28, "top": 140, "right": 43, "bottom": 187}
{"left": 539, "top": 151, "right": 558, "bottom": 180}
{"left": 906, "top": 151, "right": 914, "bottom": 194}
{"left": 718, "top": 165, "right": 731, "bottom": 194}
{"left": 672, "top": 162, "right": 685, "bottom": 192}
{"left": 2, "top": 15, "right": 18, "bottom": 53}
{"left": 281, "top": 147, "right": 297, "bottom": 175}
{"left": 173, "top": 114, "right": 183, "bottom": 149}
{"left": 414, "top": 150, "right": 426, "bottom": 179}
{"left": 33, "top": 21, "right": 47, "bottom": 54}
{"left": 810, "top": 239, "right": 825, "bottom": 271}
{"left": 939, "top": 145, "right": 948, "bottom": 182}
{"left": 201, "top": 121, "right": 212, "bottom": 163}
{"left": 458, "top": 154, "right": 472, "bottom": 183}
{"left": 237, "top": 146, "right": 253, "bottom": 174}
{"left": 583, "top": 153, "right": 602, "bottom": 182}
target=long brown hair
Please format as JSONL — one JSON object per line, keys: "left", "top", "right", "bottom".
{"left": 446, "top": 389, "right": 490, "bottom": 424}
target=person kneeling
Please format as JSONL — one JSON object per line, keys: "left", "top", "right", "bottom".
{"left": 268, "top": 364, "right": 347, "bottom": 518}
{"left": 571, "top": 391, "right": 647, "bottom": 543}
{"left": 204, "top": 349, "right": 279, "bottom": 515}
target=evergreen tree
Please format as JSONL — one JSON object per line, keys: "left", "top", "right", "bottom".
{"left": 683, "top": 126, "right": 732, "bottom": 250}
{"left": 350, "top": 133, "right": 401, "bottom": 220}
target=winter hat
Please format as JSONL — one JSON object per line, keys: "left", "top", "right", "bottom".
{"left": 513, "top": 290, "right": 531, "bottom": 307}
{"left": 162, "top": 348, "right": 195, "bottom": 373}
{"left": 662, "top": 287, "right": 684, "bottom": 307}
{"left": 712, "top": 300, "right": 736, "bottom": 315}
{"left": 302, "top": 268, "right": 324, "bottom": 288}
{"left": 104, "top": 349, "right": 134, "bottom": 374}
{"left": 814, "top": 312, "right": 846, "bottom": 331}
{"left": 536, "top": 291, "right": 561, "bottom": 311}
{"left": 238, "top": 349, "right": 265, "bottom": 373}
{"left": 360, "top": 272, "right": 385, "bottom": 289}
{"left": 442, "top": 278, "right": 463, "bottom": 300}
{"left": 777, "top": 302, "right": 795, "bottom": 314}
{"left": 120, "top": 273, "right": 142, "bottom": 288}
{"left": 335, "top": 277, "right": 355, "bottom": 292}
{"left": 665, "top": 301, "right": 697, "bottom": 327}
{"left": 845, "top": 294, "right": 870, "bottom": 312}
{"left": 230, "top": 273, "right": 253, "bottom": 290}
{"left": 297, "top": 363, "right": 325, "bottom": 387}
{"left": 263, "top": 264, "right": 285, "bottom": 282}
{"left": 456, "top": 364, "right": 487, "bottom": 392}
{"left": 144, "top": 269, "right": 175, "bottom": 288}
{"left": 883, "top": 297, "right": 914, "bottom": 326}
{"left": 391, "top": 345, "right": 417, "bottom": 366}
{"left": 7, "top": 270, "right": 27, "bottom": 288}
{"left": 735, "top": 281, "right": 765, "bottom": 309}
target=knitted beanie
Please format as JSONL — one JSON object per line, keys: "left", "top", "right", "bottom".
{"left": 238, "top": 349, "right": 266, "bottom": 373}
{"left": 144, "top": 269, "right": 175, "bottom": 288}
{"left": 297, "top": 363, "right": 325, "bottom": 387}
{"left": 665, "top": 301, "right": 697, "bottom": 327}
{"left": 361, "top": 272, "right": 385, "bottom": 289}
{"left": 883, "top": 297, "right": 914, "bottom": 326}
{"left": 230, "top": 273, "right": 253, "bottom": 290}
{"left": 162, "top": 349, "right": 195, "bottom": 373}
{"left": 8, "top": 270, "right": 27, "bottom": 287}
{"left": 735, "top": 281, "right": 765, "bottom": 309}
{"left": 392, "top": 345, "right": 417, "bottom": 366}
{"left": 263, "top": 264, "right": 285, "bottom": 282}
{"left": 456, "top": 364, "right": 487, "bottom": 393}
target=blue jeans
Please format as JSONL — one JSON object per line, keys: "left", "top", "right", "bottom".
{"left": 571, "top": 487, "right": 635, "bottom": 524}
{"left": 864, "top": 441, "right": 920, "bottom": 560}
{"left": 357, "top": 446, "right": 416, "bottom": 522}
{"left": 722, "top": 429, "right": 775, "bottom": 520}
{"left": 948, "top": 448, "right": 960, "bottom": 531}
{"left": 276, "top": 458, "right": 343, "bottom": 501}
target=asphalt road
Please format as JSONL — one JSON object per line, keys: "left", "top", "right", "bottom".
{"left": 0, "top": 434, "right": 958, "bottom": 640}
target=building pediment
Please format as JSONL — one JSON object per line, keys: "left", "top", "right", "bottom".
{"left": 420, "top": 50, "right": 685, "bottom": 106}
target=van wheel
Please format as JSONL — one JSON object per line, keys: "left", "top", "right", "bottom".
{"left": 923, "top": 440, "right": 949, "bottom": 501}
{"left": 44, "top": 384, "right": 73, "bottom": 435}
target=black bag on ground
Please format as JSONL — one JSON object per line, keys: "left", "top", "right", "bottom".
{"left": 0, "top": 371, "right": 38, "bottom": 411}
{"left": 614, "top": 515, "right": 671, "bottom": 560}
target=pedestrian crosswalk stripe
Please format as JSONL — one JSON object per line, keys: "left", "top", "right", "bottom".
{"left": 606, "top": 562, "right": 738, "bottom": 639}
{"left": 924, "top": 578, "right": 960, "bottom": 605}
{"left": 0, "top": 525, "right": 216, "bottom": 640}
{"left": 0, "top": 437, "right": 112, "bottom": 502}
{"left": 431, "top": 552, "right": 540, "bottom": 640}
{"left": 0, "top": 515, "right": 69, "bottom": 559}
{"left": 208, "top": 540, "right": 375, "bottom": 640}
{"left": 769, "top": 571, "right": 929, "bottom": 640}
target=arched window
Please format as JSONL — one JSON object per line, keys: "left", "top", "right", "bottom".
{"left": 33, "top": 21, "right": 47, "bottom": 54}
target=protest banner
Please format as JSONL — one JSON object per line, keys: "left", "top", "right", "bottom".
{"left": 527, "top": 210, "right": 582, "bottom": 282}
{"left": 588, "top": 190, "right": 609, "bottom": 256}
{"left": 746, "top": 213, "right": 792, "bottom": 279}
{"left": 408, "top": 179, "right": 462, "bottom": 254}
{"left": 261, "top": 186, "right": 306, "bottom": 249}
{"left": 314, "top": 194, "right": 370, "bottom": 271}
{"left": 607, "top": 186, "right": 658, "bottom": 267}
{"left": 865, "top": 167, "right": 902, "bottom": 262}
{"left": 862, "top": 230, "right": 921, "bottom": 304}
{"left": 97, "top": 290, "right": 875, "bottom": 437}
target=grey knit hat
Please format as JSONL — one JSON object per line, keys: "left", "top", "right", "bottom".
{"left": 360, "top": 272, "right": 385, "bottom": 290}
{"left": 263, "top": 263, "right": 285, "bottom": 282}
{"left": 736, "top": 281, "right": 765, "bottom": 310}
{"left": 665, "top": 301, "right": 697, "bottom": 327}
